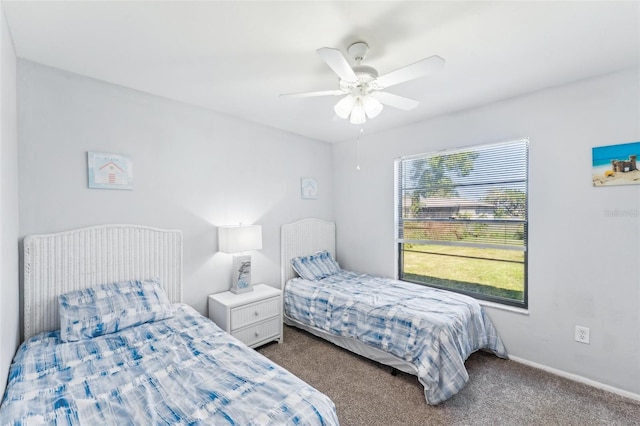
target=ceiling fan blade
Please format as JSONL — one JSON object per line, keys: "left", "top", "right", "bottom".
{"left": 317, "top": 47, "right": 358, "bottom": 83}
{"left": 374, "top": 55, "right": 445, "bottom": 89}
{"left": 371, "top": 91, "right": 420, "bottom": 111}
{"left": 280, "top": 89, "right": 345, "bottom": 99}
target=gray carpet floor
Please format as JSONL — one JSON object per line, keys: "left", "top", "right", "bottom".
{"left": 258, "top": 325, "right": 640, "bottom": 426}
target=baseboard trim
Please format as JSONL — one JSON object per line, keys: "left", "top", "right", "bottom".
{"left": 509, "top": 355, "right": 640, "bottom": 402}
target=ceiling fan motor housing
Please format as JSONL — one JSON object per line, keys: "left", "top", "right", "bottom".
{"left": 353, "top": 65, "right": 378, "bottom": 81}
{"left": 340, "top": 65, "right": 379, "bottom": 94}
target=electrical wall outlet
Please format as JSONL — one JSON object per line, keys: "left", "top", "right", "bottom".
{"left": 575, "top": 325, "right": 590, "bottom": 344}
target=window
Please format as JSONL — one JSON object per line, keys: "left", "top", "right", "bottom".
{"left": 394, "top": 139, "right": 528, "bottom": 308}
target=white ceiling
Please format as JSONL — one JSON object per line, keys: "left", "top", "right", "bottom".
{"left": 3, "top": 1, "right": 639, "bottom": 143}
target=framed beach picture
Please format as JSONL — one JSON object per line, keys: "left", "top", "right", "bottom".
{"left": 592, "top": 142, "right": 640, "bottom": 187}
{"left": 88, "top": 152, "right": 133, "bottom": 190}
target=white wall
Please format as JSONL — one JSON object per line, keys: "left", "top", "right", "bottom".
{"left": 333, "top": 69, "right": 640, "bottom": 397}
{"left": 0, "top": 6, "right": 19, "bottom": 397}
{"left": 17, "top": 60, "right": 333, "bottom": 316}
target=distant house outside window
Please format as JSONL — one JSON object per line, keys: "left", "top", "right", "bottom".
{"left": 394, "top": 139, "right": 529, "bottom": 308}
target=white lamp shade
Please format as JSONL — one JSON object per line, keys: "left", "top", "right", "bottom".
{"left": 363, "top": 95, "right": 383, "bottom": 118}
{"left": 334, "top": 95, "right": 356, "bottom": 119}
{"left": 218, "top": 225, "right": 263, "bottom": 253}
{"left": 350, "top": 99, "right": 366, "bottom": 125}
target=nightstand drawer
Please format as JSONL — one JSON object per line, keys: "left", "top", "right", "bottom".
{"left": 231, "top": 296, "right": 280, "bottom": 330}
{"left": 232, "top": 317, "right": 281, "bottom": 347}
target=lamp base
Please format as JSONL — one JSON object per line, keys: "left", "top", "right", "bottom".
{"left": 230, "top": 254, "right": 253, "bottom": 294}
{"left": 230, "top": 285, "right": 253, "bottom": 294}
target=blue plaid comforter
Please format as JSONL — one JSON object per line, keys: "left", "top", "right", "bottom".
{"left": 284, "top": 271, "right": 508, "bottom": 405}
{"left": 0, "top": 304, "right": 338, "bottom": 425}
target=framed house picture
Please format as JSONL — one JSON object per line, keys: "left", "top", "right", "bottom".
{"left": 88, "top": 152, "right": 133, "bottom": 190}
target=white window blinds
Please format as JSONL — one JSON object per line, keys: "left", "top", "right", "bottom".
{"left": 395, "top": 139, "right": 528, "bottom": 250}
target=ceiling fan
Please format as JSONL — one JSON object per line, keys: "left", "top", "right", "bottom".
{"left": 280, "top": 41, "right": 445, "bottom": 125}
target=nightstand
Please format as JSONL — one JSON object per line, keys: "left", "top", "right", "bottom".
{"left": 208, "top": 284, "right": 282, "bottom": 348}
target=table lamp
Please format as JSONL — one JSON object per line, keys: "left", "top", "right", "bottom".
{"left": 218, "top": 224, "right": 263, "bottom": 294}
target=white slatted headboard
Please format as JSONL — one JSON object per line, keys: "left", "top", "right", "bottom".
{"left": 280, "top": 218, "right": 336, "bottom": 290}
{"left": 23, "top": 224, "right": 183, "bottom": 340}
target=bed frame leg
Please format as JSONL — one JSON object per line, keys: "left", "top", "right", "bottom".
{"left": 391, "top": 368, "right": 398, "bottom": 376}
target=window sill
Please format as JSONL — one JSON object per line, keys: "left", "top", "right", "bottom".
{"left": 478, "top": 299, "right": 529, "bottom": 315}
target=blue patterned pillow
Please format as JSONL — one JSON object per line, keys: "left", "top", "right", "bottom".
{"left": 291, "top": 250, "right": 340, "bottom": 280}
{"left": 314, "top": 250, "right": 340, "bottom": 275}
{"left": 59, "top": 278, "right": 174, "bottom": 342}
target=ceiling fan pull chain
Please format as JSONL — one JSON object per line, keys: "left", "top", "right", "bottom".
{"left": 356, "top": 128, "right": 364, "bottom": 171}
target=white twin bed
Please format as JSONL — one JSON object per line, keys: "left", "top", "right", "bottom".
{"left": 281, "top": 218, "right": 508, "bottom": 405}
{"left": 1, "top": 224, "right": 338, "bottom": 425}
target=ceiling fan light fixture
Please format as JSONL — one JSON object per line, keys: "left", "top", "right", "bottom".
{"left": 363, "top": 95, "right": 383, "bottom": 119}
{"left": 334, "top": 95, "right": 356, "bottom": 119}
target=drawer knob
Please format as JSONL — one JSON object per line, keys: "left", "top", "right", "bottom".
{"left": 255, "top": 331, "right": 260, "bottom": 337}
{"left": 254, "top": 311, "right": 259, "bottom": 316}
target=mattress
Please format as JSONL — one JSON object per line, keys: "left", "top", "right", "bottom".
{"left": 0, "top": 304, "right": 338, "bottom": 425}
{"left": 284, "top": 270, "right": 508, "bottom": 404}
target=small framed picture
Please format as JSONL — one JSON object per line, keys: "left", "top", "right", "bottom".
{"left": 301, "top": 177, "right": 318, "bottom": 199}
{"left": 592, "top": 141, "right": 640, "bottom": 187}
{"left": 88, "top": 152, "right": 133, "bottom": 190}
